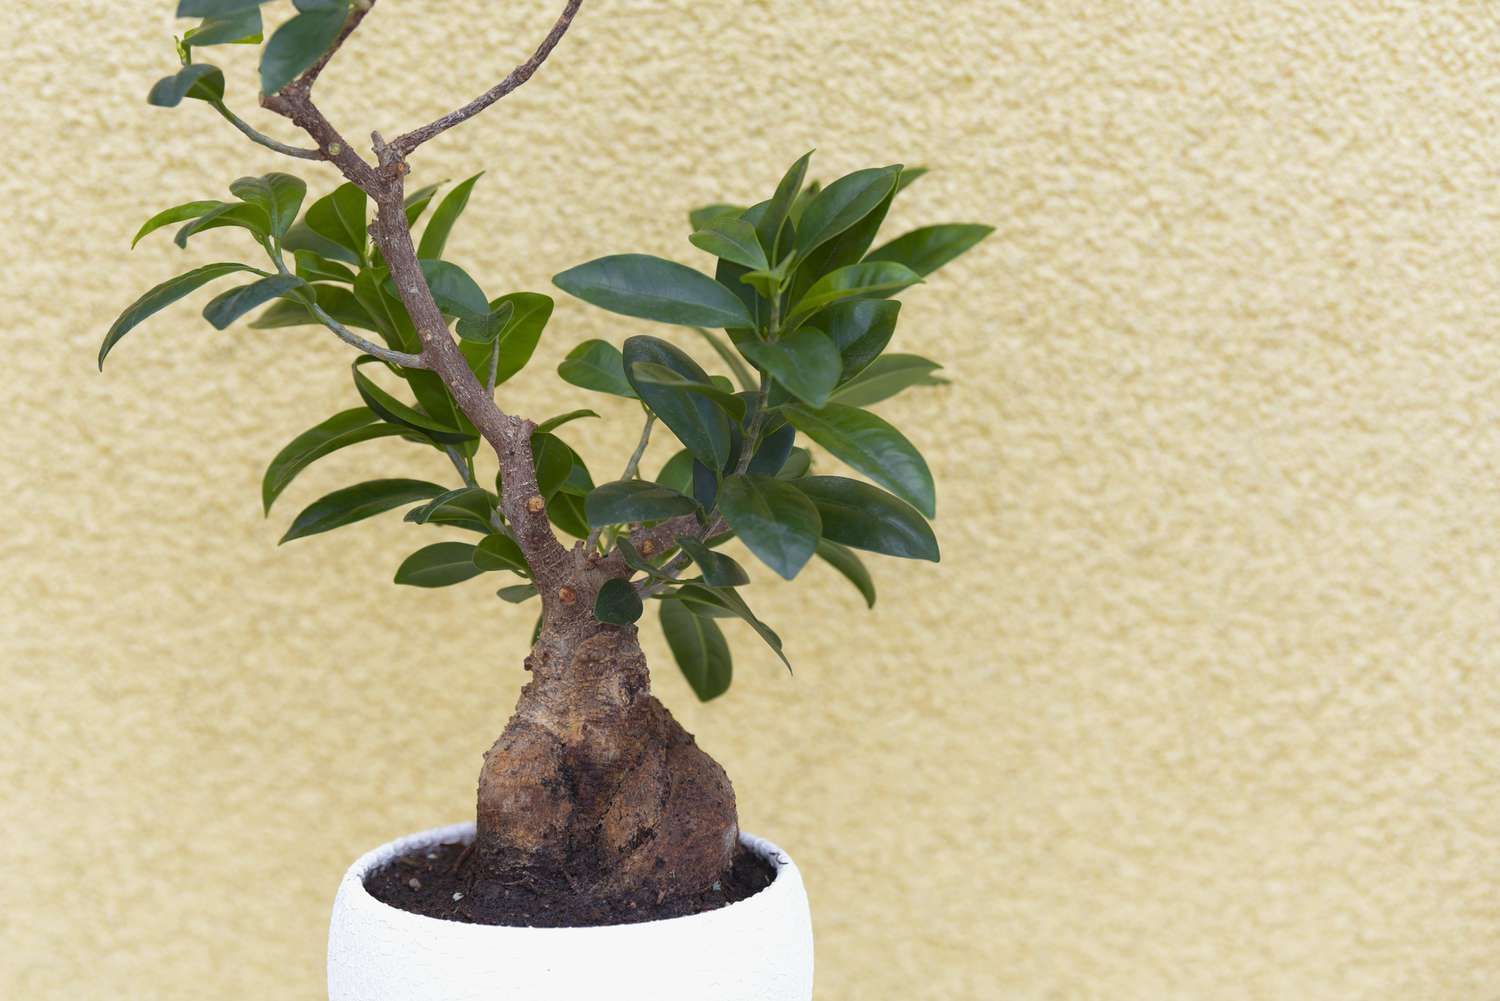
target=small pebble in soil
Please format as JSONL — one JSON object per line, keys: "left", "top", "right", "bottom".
{"left": 452, "top": 892, "right": 464, "bottom": 901}
{"left": 407, "top": 877, "right": 422, "bottom": 890}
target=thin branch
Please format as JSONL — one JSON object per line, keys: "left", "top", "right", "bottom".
{"left": 486, "top": 339, "right": 501, "bottom": 394}
{"left": 391, "top": 0, "right": 584, "bottom": 157}
{"left": 212, "top": 102, "right": 322, "bottom": 160}
{"left": 269, "top": 248, "right": 427, "bottom": 367}
{"left": 445, "top": 446, "right": 478, "bottom": 488}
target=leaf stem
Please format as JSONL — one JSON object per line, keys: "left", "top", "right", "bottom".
{"left": 211, "top": 101, "right": 322, "bottom": 160}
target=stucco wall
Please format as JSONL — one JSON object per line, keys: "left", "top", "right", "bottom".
{"left": 6, "top": 1, "right": 1500, "bottom": 998}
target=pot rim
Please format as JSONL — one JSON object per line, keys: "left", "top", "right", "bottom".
{"left": 337, "top": 821, "right": 799, "bottom": 936}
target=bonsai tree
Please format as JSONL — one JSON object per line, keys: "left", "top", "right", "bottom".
{"left": 101, "top": 0, "right": 990, "bottom": 917}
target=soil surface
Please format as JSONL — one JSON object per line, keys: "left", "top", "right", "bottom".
{"left": 365, "top": 840, "right": 777, "bottom": 927}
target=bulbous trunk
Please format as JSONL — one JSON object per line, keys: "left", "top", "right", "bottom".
{"left": 475, "top": 618, "right": 739, "bottom": 907}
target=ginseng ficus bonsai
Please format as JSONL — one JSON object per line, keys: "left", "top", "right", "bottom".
{"left": 101, "top": 0, "right": 990, "bottom": 921}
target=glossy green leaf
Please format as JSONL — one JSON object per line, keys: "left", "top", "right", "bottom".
{"left": 717, "top": 474, "right": 820, "bottom": 580}
{"left": 675, "top": 535, "right": 750, "bottom": 587}
{"left": 99, "top": 262, "right": 261, "bottom": 368}
{"left": 474, "top": 533, "right": 529, "bottom": 574}
{"left": 557, "top": 339, "right": 636, "bottom": 398}
{"left": 131, "top": 200, "right": 222, "bottom": 248}
{"left": 534, "top": 409, "right": 599, "bottom": 434}
{"left": 229, "top": 173, "right": 306, "bottom": 239}
{"left": 586, "top": 479, "right": 698, "bottom": 527}
{"left": 202, "top": 274, "right": 305, "bottom": 330}
{"left": 629, "top": 362, "right": 747, "bottom": 421}
{"left": 403, "top": 182, "right": 443, "bottom": 226}
{"left": 894, "top": 166, "right": 928, "bottom": 193}
{"left": 688, "top": 203, "right": 744, "bottom": 232}
{"left": 816, "top": 539, "right": 876, "bottom": 607}
{"left": 251, "top": 282, "right": 374, "bottom": 331}
{"left": 554, "top": 254, "right": 754, "bottom": 329}
{"left": 655, "top": 449, "right": 696, "bottom": 495}
{"left": 173, "top": 201, "right": 271, "bottom": 248}
{"left": 261, "top": 407, "right": 406, "bottom": 513}
{"left": 261, "top": 1, "right": 349, "bottom": 96}
{"left": 478, "top": 292, "right": 552, "bottom": 385}
{"left": 659, "top": 599, "right": 732, "bottom": 701}
{"left": 826, "top": 299, "right": 900, "bottom": 381}
{"left": 417, "top": 172, "right": 482, "bottom": 260}
{"left": 829, "top": 354, "right": 946, "bottom": 407}
{"left": 786, "top": 402, "right": 935, "bottom": 517}
{"left": 497, "top": 584, "right": 538, "bottom": 603}
{"left": 795, "top": 165, "right": 900, "bottom": 258}
{"left": 394, "top": 541, "right": 485, "bottom": 588}
{"left": 866, "top": 224, "right": 994, "bottom": 277}
{"left": 595, "top": 578, "right": 644, "bottom": 625}
{"left": 738, "top": 328, "right": 841, "bottom": 408}
{"left": 776, "top": 446, "right": 813, "bottom": 480}
{"left": 690, "top": 216, "right": 768, "bottom": 271}
{"left": 146, "top": 63, "right": 225, "bottom": 106}
{"left": 547, "top": 490, "right": 589, "bottom": 539}
{"left": 177, "top": 0, "right": 271, "bottom": 15}
{"left": 185, "top": 7, "right": 263, "bottom": 45}
{"left": 691, "top": 327, "right": 756, "bottom": 391}
{"left": 280, "top": 478, "right": 445, "bottom": 543}
{"left": 623, "top": 336, "right": 731, "bottom": 470}
{"left": 403, "top": 260, "right": 488, "bottom": 321}
{"left": 792, "top": 475, "right": 939, "bottom": 561}
{"left": 787, "top": 262, "right": 921, "bottom": 327}
{"left": 352, "top": 357, "right": 474, "bottom": 444}
{"left": 405, "top": 487, "right": 495, "bottom": 534}
{"left": 292, "top": 250, "right": 356, "bottom": 284}
{"left": 531, "top": 432, "right": 574, "bottom": 499}
{"left": 747, "top": 420, "right": 796, "bottom": 477}
{"left": 757, "top": 150, "right": 813, "bottom": 258}
{"left": 455, "top": 300, "right": 514, "bottom": 343}
{"left": 302, "top": 182, "right": 367, "bottom": 263}
{"left": 675, "top": 582, "right": 789, "bottom": 671}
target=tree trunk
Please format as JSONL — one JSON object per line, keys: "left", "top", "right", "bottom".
{"left": 475, "top": 616, "right": 740, "bottom": 906}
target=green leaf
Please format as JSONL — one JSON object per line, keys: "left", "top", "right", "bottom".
{"left": 405, "top": 260, "right": 488, "bottom": 321}
{"left": 185, "top": 8, "right": 263, "bottom": 46}
{"left": 292, "top": 251, "right": 357, "bottom": 284}
{"left": 629, "top": 362, "right": 747, "bottom": 421}
{"left": 787, "top": 262, "right": 921, "bottom": 327}
{"left": 99, "top": 262, "right": 261, "bottom": 368}
{"left": 792, "top": 475, "right": 938, "bottom": 562}
{"left": 303, "top": 182, "right": 367, "bottom": 263}
{"left": 229, "top": 173, "right": 306, "bottom": 239}
{"left": 826, "top": 299, "right": 900, "bottom": 381}
{"left": 352, "top": 357, "right": 474, "bottom": 444}
{"left": 795, "top": 165, "right": 901, "bottom": 259}
{"left": 173, "top": 201, "right": 271, "bottom": 248}
{"left": 675, "top": 582, "right": 789, "bottom": 671}
{"left": 531, "top": 432, "right": 574, "bottom": 499}
{"left": 816, "top": 539, "right": 875, "bottom": 607}
{"left": 595, "top": 578, "right": 644, "bottom": 625}
{"left": 202, "top": 274, "right": 306, "bottom": 330}
{"left": 615, "top": 536, "right": 680, "bottom": 582}
{"left": 405, "top": 487, "right": 495, "bottom": 534}
{"left": 690, "top": 327, "right": 756, "bottom": 391}
{"left": 866, "top": 224, "right": 993, "bottom": 278}
{"left": 262, "top": 407, "right": 405, "bottom": 513}
{"left": 132, "top": 200, "right": 222, "bottom": 248}
{"left": 558, "top": 339, "right": 636, "bottom": 398}
{"left": 659, "top": 599, "right": 732, "bottom": 701}
{"left": 417, "top": 172, "right": 482, "bottom": 260}
{"left": 689, "top": 203, "right": 744, "bottom": 232}
{"left": 737, "top": 328, "right": 841, "bottom": 408}
{"left": 280, "top": 478, "right": 446, "bottom": 543}
{"left": 777, "top": 446, "right": 813, "bottom": 480}
{"left": 395, "top": 541, "right": 485, "bottom": 588}
{"left": 586, "top": 479, "right": 698, "bottom": 527}
{"left": 177, "top": 1, "right": 271, "bottom": 15}
{"left": 747, "top": 420, "right": 796, "bottom": 477}
{"left": 717, "top": 474, "right": 820, "bottom": 580}
{"left": 465, "top": 292, "right": 553, "bottom": 386}
{"left": 690, "top": 216, "right": 768, "bottom": 271}
{"left": 675, "top": 535, "right": 750, "bottom": 587}
{"left": 455, "top": 300, "right": 515, "bottom": 343}
{"left": 261, "top": 1, "right": 349, "bottom": 96}
{"left": 830, "top": 354, "right": 946, "bottom": 407}
{"left": 547, "top": 490, "right": 590, "bottom": 538}
{"left": 623, "top": 335, "right": 731, "bottom": 470}
{"left": 474, "top": 533, "right": 529, "bottom": 574}
{"left": 757, "top": 150, "right": 814, "bottom": 257}
{"left": 786, "top": 402, "right": 935, "bottom": 517}
{"left": 534, "top": 409, "right": 599, "bottom": 434}
{"left": 497, "top": 584, "right": 538, "bottom": 603}
{"left": 894, "top": 166, "right": 928, "bottom": 194}
{"left": 403, "top": 182, "right": 444, "bottom": 226}
{"left": 655, "top": 449, "right": 696, "bottom": 495}
{"left": 554, "top": 254, "right": 753, "bottom": 329}
{"left": 147, "top": 63, "right": 225, "bottom": 107}
{"left": 251, "top": 283, "right": 372, "bottom": 331}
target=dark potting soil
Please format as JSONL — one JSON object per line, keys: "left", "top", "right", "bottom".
{"left": 365, "top": 840, "right": 777, "bottom": 927}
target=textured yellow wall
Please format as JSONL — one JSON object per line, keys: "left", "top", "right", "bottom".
{"left": 6, "top": 1, "right": 1500, "bottom": 998}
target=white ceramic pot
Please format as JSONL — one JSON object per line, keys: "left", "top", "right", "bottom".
{"left": 327, "top": 821, "right": 814, "bottom": 1001}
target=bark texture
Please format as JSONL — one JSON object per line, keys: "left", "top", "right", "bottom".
{"left": 477, "top": 621, "right": 739, "bottom": 904}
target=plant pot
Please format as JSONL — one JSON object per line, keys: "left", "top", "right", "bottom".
{"left": 327, "top": 821, "right": 815, "bottom": 1001}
